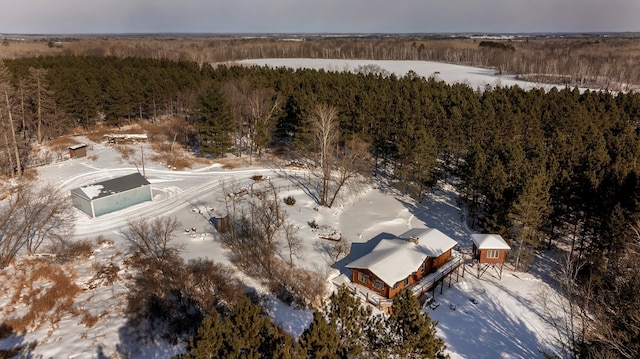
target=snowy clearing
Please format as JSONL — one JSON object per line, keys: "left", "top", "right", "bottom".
{"left": 1, "top": 137, "right": 563, "bottom": 358}
{"left": 237, "top": 58, "right": 583, "bottom": 92}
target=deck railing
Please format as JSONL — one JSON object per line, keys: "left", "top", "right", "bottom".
{"left": 347, "top": 252, "right": 465, "bottom": 310}
{"left": 410, "top": 255, "right": 464, "bottom": 297}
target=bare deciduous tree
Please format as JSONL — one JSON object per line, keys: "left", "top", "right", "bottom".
{"left": 218, "top": 178, "right": 242, "bottom": 246}
{"left": 326, "top": 136, "right": 370, "bottom": 208}
{"left": 124, "top": 216, "right": 183, "bottom": 261}
{"left": 0, "top": 182, "right": 73, "bottom": 268}
{"left": 283, "top": 222, "right": 302, "bottom": 267}
{"left": 218, "top": 179, "right": 303, "bottom": 276}
{"left": 538, "top": 253, "right": 587, "bottom": 359}
{"left": 223, "top": 81, "right": 281, "bottom": 164}
{"left": 16, "top": 77, "right": 29, "bottom": 142}
{"left": 311, "top": 104, "right": 339, "bottom": 207}
{"left": 21, "top": 184, "right": 73, "bottom": 255}
{"left": 1, "top": 119, "right": 15, "bottom": 176}
{"left": 249, "top": 180, "right": 285, "bottom": 274}
{"left": 310, "top": 105, "right": 370, "bottom": 208}
{"left": 0, "top": 190, "right": 24, "bottom": 268}
{"left": 245, "top": 88, "right": 280, "bottom": 164}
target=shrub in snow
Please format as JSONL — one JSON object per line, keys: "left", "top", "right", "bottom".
{"left": 269, "top": 260, "right": 326, "bottom": 309}
{"left": 284, "top": 195, "right": 296, "bottom": 206}
{"left": 308, "top": 219, "right": 319, "bottom": 229}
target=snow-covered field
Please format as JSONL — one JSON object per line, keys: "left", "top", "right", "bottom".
{"left": 0, "top": 59, "right": 570, "bottom": 358}
{"left": 237, "top": 58, "right": 573, "bottom": 92}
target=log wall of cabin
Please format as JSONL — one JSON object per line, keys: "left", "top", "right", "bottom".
{"left": 351, "top": 268, "right": 389, "bottom": 297}
{"left": 432, "top": 249, "right": 452, "bottom": 269}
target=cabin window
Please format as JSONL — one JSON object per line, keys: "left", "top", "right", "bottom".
{"left": 358, "top": 272, "right": 369, "bottom": 284}
{"left": 404, "top": 277, "right": 410, "bottom": 286}
{"left": 486, "top": 249, "right": 499, "bottom": 258}
{"left": 373, "top": 279, "right": 384, "bottom": 290}
{"left": 393, "top": 281, "right": 400, "bottom": 290}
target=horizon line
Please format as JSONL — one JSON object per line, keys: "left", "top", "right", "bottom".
{"left": 2, "top": 31, "right": 640, "bottom": 37}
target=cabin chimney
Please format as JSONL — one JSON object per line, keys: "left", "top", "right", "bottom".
{"left": 408, "top": 236, "right": 419, "bottom": 245}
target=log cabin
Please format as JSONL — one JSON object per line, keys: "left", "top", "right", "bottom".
{"left": 346, "top": 228, "right": 458, "bottom": 300}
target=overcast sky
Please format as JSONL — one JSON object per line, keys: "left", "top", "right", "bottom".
{"left": 1, "top": 0, "right": 639, "bottom": 34}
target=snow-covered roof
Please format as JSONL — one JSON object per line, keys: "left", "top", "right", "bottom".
{"left": 104, "top": 133, "right": 148, "bottom": 140}
{"left": 346, "top": 228, "right": 458, "bottom": 287}
{"left": 71, "top": 172, "right": 150, "bottom": 201}
{"left": 68, "top": 143, "right": 87, "bottom": 150}
{"left": 398, "top": 228, "right": 458, "bottom": 257}
{"left": 471, "top": 234, "right": 511, "bottom": 250}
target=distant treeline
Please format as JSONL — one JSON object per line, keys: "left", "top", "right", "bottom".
{"left": 4, "top": 35, "right": 639, "bottom": 91}
{"left": 3, "top": 55, "right": 640, "bottom": 356}
{"left": 478, "top": 40, "right": 515, "bottom": 51}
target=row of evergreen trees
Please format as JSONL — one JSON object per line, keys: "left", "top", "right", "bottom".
{"left": 5, "top": 56, "right": 203, "bottom": 124}
{"left": 183, "top": 287, "right": 447, "bottom": 359}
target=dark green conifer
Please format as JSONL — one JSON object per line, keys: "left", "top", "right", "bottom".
{"left": 386, "top": 290, "right": 448, "bottom": 359}
{"left": 184, "top": 310, "right": 227, "bottom": 359}
{"left": 325, "top": 286, "right": 373, "bottom": 357}
{"left": 298, "top": 311, "right": 346, "bottom": 359}
{"left": 196, "top": 85, "right": 234, "bottom": 157}
{"left": 222, "top": 298, "right": 278, "bottom": 358}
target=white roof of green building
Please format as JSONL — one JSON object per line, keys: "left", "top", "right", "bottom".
{"left": 71, "top": 172, "right": 150, "bottom": 201}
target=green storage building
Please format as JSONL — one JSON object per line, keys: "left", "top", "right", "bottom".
{"left": 71, "top": 172, "right": 152, "bottom": 217}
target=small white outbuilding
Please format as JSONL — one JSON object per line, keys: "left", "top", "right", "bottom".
{"left": 471, "top": 233, "right": 511, "bottom": 279}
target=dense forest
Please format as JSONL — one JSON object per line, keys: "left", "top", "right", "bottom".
{"left": 3, "top": 35, "right": 640, "bottom": 91}
{"left": 2, "top": 54, "right": 640, "bottom": 357}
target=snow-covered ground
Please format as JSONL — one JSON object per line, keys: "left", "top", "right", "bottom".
{"left": 0, "top": 59, "right": 571, "bottom": 358}
{"left": 0, "top": 137, "right": 564, "bottom": 358}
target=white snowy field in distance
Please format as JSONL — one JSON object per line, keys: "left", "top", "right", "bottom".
{"left": 236, "top": 58, "right": 577, "bottom": 91}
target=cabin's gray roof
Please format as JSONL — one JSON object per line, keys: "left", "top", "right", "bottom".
{"left": 71, "top": 172, "right": 150, "bottom": 201}
{"left": 68, "top": 144, "right": 87, "bottom": 150}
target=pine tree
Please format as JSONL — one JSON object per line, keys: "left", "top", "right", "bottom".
{"left": 508, "top": 171, "right": 551, "bottom": 271}
{"left": 270, "top": 329, "right": 299, "bottom": 359}
{"left": 197, "top": 85, "right": 234, "bottom": 158}
{"left": 0, "top": 60, "right": 21, "bottom": 177}
{"left": 461, "top": 143, "right": 487, "bottom": 228}
{"left": 222, "top": 298, "right": 279, "bottom": 358}
{"left": 600, "top": 203, "right": 628, "bottom": 261}
{"left": 325, "top": 286, "right": 373, "bottom": 357}
{"left": 386, "top": 290, "right": 448, "bottom": 359}
{"left": 394, "top": 125, "right": 438, "bottom": 198}
{"left": 186, "top": 298, "right": 296, "bottom": 359}
{"left": 185, "top": 310, "right": 227, "bottom": 359}
{"left": 298, "top": 311, "right": 346, "bottom": 359}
